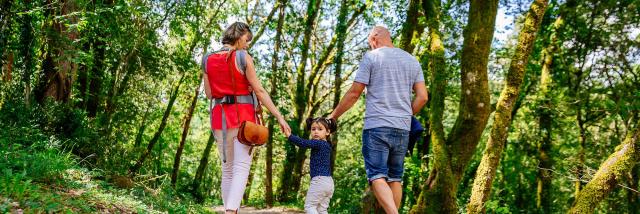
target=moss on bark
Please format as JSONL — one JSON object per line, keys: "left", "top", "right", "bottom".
{"left": 569, "top": 120, "right": 640, "bottom": 213}
{"left": 466, "top": 0, "right": 549, "bottom": 213}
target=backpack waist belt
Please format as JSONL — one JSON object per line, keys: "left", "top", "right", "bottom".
{"left": 210, "top": 94, "right": 258, "bottom": 163}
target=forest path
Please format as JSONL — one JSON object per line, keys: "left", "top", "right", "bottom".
{"left": 211, "top": 206, "right": 305, "bottom": 214}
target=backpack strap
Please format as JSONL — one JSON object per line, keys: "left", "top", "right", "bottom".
{"left": 201, "top": 52, "right": 215, "bottom": 74}
{"left": 236, "top": 50, "right": 247, "bottom": 73}
{"left": 202, "top": 48, "right": 247, "bottom": 74}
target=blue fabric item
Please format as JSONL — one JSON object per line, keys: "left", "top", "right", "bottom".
{"left": 410, "top": 116, "right": 424, "bottom": 133}
{"left": 288, "top": 135, "right": 333, "bottom": 178}
{"left": 407, "top": 116, "right": 424, "bottom": 156}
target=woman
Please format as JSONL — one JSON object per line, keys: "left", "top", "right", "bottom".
{"left": 202, "top": 22, "right": 291, "bottom": 213}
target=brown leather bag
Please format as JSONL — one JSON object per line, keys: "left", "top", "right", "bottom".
{"left": 228, "top": 49, "right": 269, "bottom": 147}
{"left": 237, "top": 111, "right": 268, "bottom": 146}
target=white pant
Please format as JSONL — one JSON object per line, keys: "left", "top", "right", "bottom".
{"left": 214, "top": 128, "right": 254, "bottom": 211}
{"left": 305, "top": 176, "right": 334, "bottom": 214}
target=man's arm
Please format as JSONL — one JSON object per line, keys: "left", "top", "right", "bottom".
{"left": 412, "top": 82, "right": 428, "bottom": 115}
{"left": 328, "top": 82, "right": 366, "bottom": 120}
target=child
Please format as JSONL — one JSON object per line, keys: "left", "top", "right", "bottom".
{"left": 285, "top": 117, "right": 337, "bottom": 214}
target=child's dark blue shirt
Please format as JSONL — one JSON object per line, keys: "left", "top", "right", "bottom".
{"left": 287, "top": 135, "right": 332, "bottom": 178}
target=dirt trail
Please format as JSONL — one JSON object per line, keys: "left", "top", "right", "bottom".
{"left": 210, "top": 206, "right": 304, "bottom": 214}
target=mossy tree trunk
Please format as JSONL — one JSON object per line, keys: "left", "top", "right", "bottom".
{"left": 278, "top": 0, "right": 323, "bottom": 202}
{"left": 535, "top": 48, "right": 554, "bottom": 213}
{"left": 265, "top": 0, "right": 288, "bottom": 207}
{"left": 411, "top": 0, "right": 498, "bottom": 213}
{"left": 330, "top": 0, "right": 352, "bottom": 175}
{"left": 398, "top": 0, "right": 423, "bottom": 53}
{"left": 244, "top": 150, "right": 260, "bottom": 202}
{"left": 466, "top": 0, "right": 548, "bottom": 213}
{"left": 569, "top": 120, "right": 640, "bottom": 213}
{"left": 535, "top": 13, "right": 568, "bottom": 212}
{"left": 410, "top": 0, "right": 448, "bottom": 213}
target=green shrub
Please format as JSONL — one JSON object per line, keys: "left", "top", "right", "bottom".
{"left": 0, "top": 169, "right": 37, "bottom": 202}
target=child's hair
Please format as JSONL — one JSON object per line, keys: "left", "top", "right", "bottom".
{"left": 305, "top": 117, "right": 337, "bottom": 134}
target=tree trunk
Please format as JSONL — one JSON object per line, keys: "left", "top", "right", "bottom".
{"left": 279, "top": 0, "right": 323, "bottom": 202}
{"left": 446, "top": 0, "right": 497, "bottom": 180}
{"left": 154, "top": 136, "right": 165, "bottom": 187}
{"left": 398, "top": 0, "right": 422, "bottom": 53}
{"left": 629, "top": 165, "right": 640, "bottom": 214}
{"left": 0, "top": 0, "right": 13, "bottom": 64}
{"left": 247, "top": 3, "right": 279, "bottom": 50}
{"left": 575, "top": 114, "right": 587, "bottom": 196}
{"left": 466, "top": 0, "right": 548, "bottom": 213}
{"left": 3, "top": 52, "right": 12, "bottom": 82}
{"left": 265, "top": 119, "right": 276, "bottom": 206}
{"left": 535, "top": 15, "right": 565, "bottom": 213}
{"left": 330, "top": 0, "right": 351, "bottom": 175}
{"left": 77, "top": 41, "right": 89, "bottom": 109}
{"left": 102, "top": 46, "right": 137, "bottom": 135}
{"left": 411, "top": 1, "right": 448, "bottom": 213}
{"left": 398, "top": 0, "right": 428, "bottom": 210}
{"left": 134, "top": 107, "right": 150, "bottom": 148}
{"left": 244, "top": 149, "right": 260, "bottom": 202}
{"left": 85, "top": 0, "right": 112, "bottom": 117}
{"left": 290, "top": 148, "right": 308, "bottom": 198}
{"left": 18, "top": 0, "right": 33, "bottom": 106}
{"left": 35, "top": 0, "right": 78, "bottom": 103}
{"left": 129, "top": 74, "right": 186, "bottom": 176}
{"left": 192, "top": 133, "right": 216, "bottom": 201}
{"left": 412, "top": 0, "right": 498, "bottom": 213}
{"left": 536, "top": 59, "right": 554, "bottom": 213}
{"left": 569, "top": 120, "right": 640, "bottom": 213}
{"left": 86, "top": 31, "right": 106, "bottom": 117}
{"left": 362, "top": 187, "right": 386, "bottom": 214}
{"left": 266, "top": 0, "right": 287, "bottom": 207}
{"left": 171, "top": 74, "right": 202, "bottom": 186}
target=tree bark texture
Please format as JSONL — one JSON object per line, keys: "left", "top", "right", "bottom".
{"left": 412, "top": 0, "right": 498, "bottom": 213}
{"left": 466, "top": 0, "right": 548, "bottom": 212}
{"left": 569, "top": 120, "right": 640, "bottom": 213}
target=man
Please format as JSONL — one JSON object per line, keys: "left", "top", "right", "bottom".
{"left": 328, "top": 26, "right": 428, "bottom": 214}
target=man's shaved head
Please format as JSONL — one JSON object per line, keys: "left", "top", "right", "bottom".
{"left": 369, "top": 26, "right": 391, "bottom": 40}
{"left": 367, "top": 26, "right": 394, "bottom": 50}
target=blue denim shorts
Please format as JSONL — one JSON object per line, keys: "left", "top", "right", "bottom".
{"left": 362, "top": 127, "right": 409, "bottom": 183}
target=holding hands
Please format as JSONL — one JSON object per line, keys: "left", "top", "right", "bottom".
{"left": 278, "top": 116, "right": 337, "bottom": 138}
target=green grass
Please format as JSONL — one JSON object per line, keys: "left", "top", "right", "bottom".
{"left": 0, "top": 100, "right": 304, "bottom": 213}
{"left": 0, "top": 138, "right": 214, "bottom": 213}
{"left": 0, "top": 100, "right": 216, "bottom": 213}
